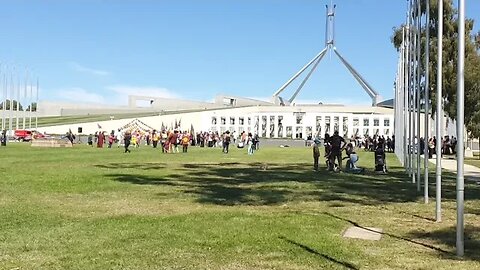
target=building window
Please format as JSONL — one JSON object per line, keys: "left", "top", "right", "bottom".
{"left": 230, "top": 117, "right": 235, "bottom": 125}
{"left": 343, "top": 117, "right": 348, "bottom": 137}
{"left": 221, "top": 117, "right": 226, "bottom": 125}
{"left": 325, "top": 116, "right": 331, "bottom": 134}
{"left": 363, "top": 119, "right": 369, "bottom": 127}
{"left": 295, "top": 112, "right": 305, "bottom": 125}
{"left": 373, "top": 118, "right": 380, "bottom": 127}
{"left": 353, "top": 118, "right": 359, "bottom": 126}
{"left": 239, "top": 117, "right": 244, "bottom": 125}
{"left": 211, "top": 117, "right": 217, "bottom": 125}
{"left": 384, "top": 119, "right": 390, "bottom": 127}
{"left": 295, "top": 126, "right": 303, "bottom": 139}
{"left": 286, "top": 126, "right": 292, "bottom": 137}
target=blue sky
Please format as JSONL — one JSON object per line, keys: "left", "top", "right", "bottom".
{"left": 1, "top": 0, "right": 479, "bottom": 106}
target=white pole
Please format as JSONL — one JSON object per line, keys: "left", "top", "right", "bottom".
{"left": 16, "top": 72, "right": 20, "bottom": 130}
{"left": 415, "top": 0, "right": 422, "bottom": 192}
{"left": 23, "top": 69, "right": 28, "bottom": 130}
{"left": 29, "top": 77, "right": 33, "bottom": 129}
{"left": 9, "top": 70, "right": 14, "bottom": 136}
{"left": 411, "top": 0, "right": 417, "bottom": 183}
{"left": 1, "top": 65, "right": 4, "bottom": 131}
{"left": 436, "top": 0, "right": 443, "bottom": 223}
{"left": 456, "top": 0, "right": 465, "bottom": 257}
{"left": 424, "top": 0, "right": 430, "bottom": 204}
{"left": 35, "top": 78, "right": 39, "bottom": 129}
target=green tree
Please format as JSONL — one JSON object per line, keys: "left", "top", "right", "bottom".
{"left": 0, "top": 99, "right": 23, "bottom": 111}
{"left": 25, "top": 102, "right": 37, "bottom": 112}
{"left": 390, "top": 0, "right": 480, "bottom": 136}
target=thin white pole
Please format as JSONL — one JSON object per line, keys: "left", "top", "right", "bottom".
{"left": 424, "top": 0, "right": 430, "bottom": 204}
{"left": 16, "top": 72, "right": 20, "bottom": 130}
{"left": 456, "top": 0, "right": 465, "bottom": 257}
{"left": 410, "top": 1, "right": 415, "bottom": 178}
{"left": 28, "top": 77, "right": 33, "bottom": 129}
{"left": 35, "top": 78, "right": 39, "bottom": 129}
{"left": 436, "top": 0, "right": 443, "bottom": 223}
{"left": 411, "top": 0, "right": 417, "bottom": 183}
{"left": 415, "top": 0, "right": 422, "bottom": 191}
{"left": 8, "top": 70, "right": 14, "bottom": 136}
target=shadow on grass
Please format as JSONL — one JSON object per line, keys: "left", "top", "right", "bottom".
{"left": 323, "top": 212, "right": 452, "bottom": 255}
{"left": 279, "top": 236, "right": 359, "bottom": 270}
{"left": 407, "top": 225, "right": 480, "bottom": 261}
{"left": 101, "top": 160, "right": 480, "bottom": 207}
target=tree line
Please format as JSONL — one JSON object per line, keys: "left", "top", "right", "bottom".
{"left": 0, "top": 100, "right": 37, "bottom": 112}
{"left": 391, "top": 0, "right": 480, "bottom": 138}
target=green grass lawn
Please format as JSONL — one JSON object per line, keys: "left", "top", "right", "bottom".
{"left": 1, "top": 144, "right": 480, "bottom": 269}
{"left": 36, "top": 112, "right": 159, "bottom": 127}
{"left": 465, "top": 158, "right": 480, "bottom": 169}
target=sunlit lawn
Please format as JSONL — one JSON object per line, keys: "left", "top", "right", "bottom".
{"left": 465, "top": 158, "right": 480, "bottom": 169}
{"left": 1, "top": 143, "right": 480, "bottom": 269}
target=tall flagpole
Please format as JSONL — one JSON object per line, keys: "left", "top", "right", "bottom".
{"left": 415, "top": 0, "right": 422, "bottom": 192}
{"left": 408, "top": 0, "right": 416, "bottom": 183}
{"left": 29, "top": 76, "right": 33, "bottom": 129}
{"left": 456, "top": 0, "right": 465, "bottom": 257}
{"left": 15, "top": 71, "right": 20, "bottom": 130}
{"left": 9, "top": 69, "right": 14, "bottom": 136}
{"left": 436, "top": 0, "right": 443, "bottom": 223}
{"left": 423, "top": 0, "right": 430, "bottom": 204}
{"left": 1, "top": 64, "right": 4, "bottom": 131}
{"left": 35, "top": 78, "right": 39, "bottom": 129}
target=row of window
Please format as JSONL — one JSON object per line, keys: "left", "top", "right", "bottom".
{"left": 211, "top": 115, "right": 391, "bottom": 127}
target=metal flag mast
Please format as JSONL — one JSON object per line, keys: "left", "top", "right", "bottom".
{"left": 272, "top": 3, "right": 381, "bottom": 106}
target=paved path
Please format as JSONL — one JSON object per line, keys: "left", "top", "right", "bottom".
{"left": 429, "top": 157, "right": 480, "bottom": 182}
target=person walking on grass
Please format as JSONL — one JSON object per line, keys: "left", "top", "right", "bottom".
{"left": 247, "top": 132, "right": 254, "bottom": 155}
{"left": 123, "top": 130, "right": 132, "bottom": 153}
{"left": 181, "top": 132, "right": 190, "bottom": 153}
{"left": 327, "top": 130, "right": 346, "bottom": 172}
{"left": 313, "top": 138, "right": 321, "bottom": 171}
{"left": 223, "top": 131, "right": 231, "bottom": 154}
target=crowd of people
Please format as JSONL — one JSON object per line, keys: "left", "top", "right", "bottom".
{"left": 84, "top": 129, "right": 261, "bottom": 155}
{"left": 312, "top": 131, "right": 389, "bottom": 173}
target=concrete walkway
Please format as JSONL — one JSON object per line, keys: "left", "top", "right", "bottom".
{"left": 429, "top": 157, "right": 480, "bottom": 182}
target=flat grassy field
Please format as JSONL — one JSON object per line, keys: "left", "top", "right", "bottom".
{"left": 1, "top": 143, "right": 479, "bottom": 269}
{"left": 465, "top": 158, "right": 480, "bottom": 169}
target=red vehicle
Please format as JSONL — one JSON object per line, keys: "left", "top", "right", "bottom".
{"left": 14, "top": 130, "right": 33, "bottom": 142}
{"left": 14, "top": 130, "right": 47, "bottom": 142}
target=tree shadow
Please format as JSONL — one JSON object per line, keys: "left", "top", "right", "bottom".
{"left": 323, "top": 212, "right": 453, "bottom": 255}
{"left": 95, "top": 163, "right": 168, "bottom": 170}
{"left": 407, "top": 226, "right": 480, "bottom": 261}
{"left": 99, "top": 160, "right": 480, "bottom": 207}
{"left": 279, "top": 236, "right": 359, "bottom": 270}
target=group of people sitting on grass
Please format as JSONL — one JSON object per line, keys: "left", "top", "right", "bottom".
{"left": 312, "top": 131, "right": 387, "bottom": 173}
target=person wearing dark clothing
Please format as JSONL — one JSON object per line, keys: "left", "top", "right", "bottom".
{"left": 327, "top": 130, "right": 346, "bottom": 171}
{"left": 124, "top": 131, "right": 132, "bottom": 153}
{"left": 87, "top": 134, "right": 93, "bottom": 146}
{"left": 313, "top": 139, "right": 321, "bottom": 171}
{"left": 1, "top": 129, "right": 7, "bottom": 146}
{"left": 223, "top": 131, "right": 231, "bottom": 154}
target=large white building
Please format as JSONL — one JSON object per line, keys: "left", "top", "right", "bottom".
{"left": 39, "top": 96, "right": 394, "bottom": 139}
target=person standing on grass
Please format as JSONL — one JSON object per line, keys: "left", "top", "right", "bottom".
{"left": 1, "top": 129, "right": 7, "bottom": 146}
{"left": 181, "top": 131, "right": 190, "bottom": 153}
{"left": 327, "top": 130, "right": 346, "bottom": 171}
{"left": 123, "top": 130, "right": 132, "bottom": 153}
{"left": 97, "top": 131, "right": 105, "bottom": 148}
{"left": 152, "top": 130, "right": 159, "bottom": 148}
{"left": 108, "top": 131, "right": 115, "bottom": 148}
{"left": 223, "top": 131, "right": 231, "bottom": 154}
{"left": 313, "top": 138, "right": 321, "bottom": 171}
{"left": 247, "top": 132, "right": 254, "bottom": 155}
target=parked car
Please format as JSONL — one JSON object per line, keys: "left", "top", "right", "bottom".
{"left": 14, "top": 130, "right": 49, "bottom": 142}
{"left": 14, "top": 130, "right": 33, "bottom": 142}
